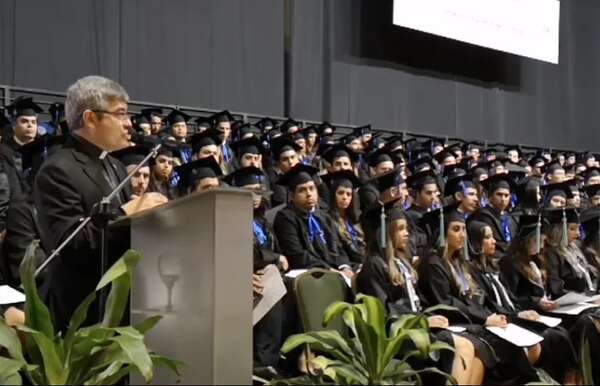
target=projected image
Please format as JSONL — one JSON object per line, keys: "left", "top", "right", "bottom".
{"left": 393, "top": 0, "right": 560, "bottom": 64}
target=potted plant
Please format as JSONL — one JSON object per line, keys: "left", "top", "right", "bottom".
{"left": 0, "top": 241, "right": 183, "bottom": 385}
{"left": 270, "top": 294, "right": 456, "bottom": 385}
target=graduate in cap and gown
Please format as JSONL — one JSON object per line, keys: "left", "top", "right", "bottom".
{"left": 140, "top": 108, "right": 163, "bottom": 137}
{"left": 417, "top": 206, "right": 539, "bottom": 385}
{"left": 318, "top": 144, "right": 359, "bottom": 209}
{"left": 356, "top": 202, "right": 488, "bottom": 385}
{"left": 163, "top": 109, "right": 191, "bottom": 143}
{"left": 174, "top": 156, "right": 223, "bottom": 196}
{"left": 210, "top": 110, "right": 237, "bottom": 174}
{"left": 110, "top": 145, "right": 154, "bottom": 199}
{"left": 469, "top": 174, "right": 518, "bottom": 254}
{"left": 0, "top": 135, "right": 66, "bottom": 286}
{"left": 267, "top": 137, "right": 301, "bottom": 207}
{"left": 225, "top": 166, "right": 290, "bottom": 369}
{"left": 322, "top": 170, "right": 365, "bottom": 266}
{"left": 581, "top": 207, "right": 600, "bottom": 273}
{"left": 273, "top": 164, "right": 353, "bottom": 278}
{"left": 467, "top": 220, "right": 579, "bottom": 384}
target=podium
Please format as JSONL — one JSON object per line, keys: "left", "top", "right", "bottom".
{"left": 116, "top": 189, "right": 253, "bottom": 385}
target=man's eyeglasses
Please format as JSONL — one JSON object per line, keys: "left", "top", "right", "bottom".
{"left": 91, "top": 110, "right": 131, "bottom": 122}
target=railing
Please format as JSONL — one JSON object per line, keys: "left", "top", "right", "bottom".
{"left": 0, "top": 84, "right": 578, "bottom": 153}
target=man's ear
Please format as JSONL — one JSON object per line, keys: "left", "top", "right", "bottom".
{"left": 454, "top": 191, "right": 463, "bottom": 202}
{"left": 81, "top": 109, "right": 97, "bottom": 130}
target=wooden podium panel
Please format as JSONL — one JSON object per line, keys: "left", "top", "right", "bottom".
{"left": 124, "top": 189, "right": 253, "bottom": 385}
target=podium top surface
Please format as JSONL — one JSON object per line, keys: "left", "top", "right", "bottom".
{"left": 111, "top": 187, "right": 253, "bottom": 226}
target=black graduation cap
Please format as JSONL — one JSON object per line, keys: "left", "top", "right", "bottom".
{"left": 280, "top": 118, "right": 300, "bottom": 134}
{"left": 506, "top": 164, "right": 528, "bottom": 184}
{"left": 317, "top": 121, "right": 335, "bottom": 135}
{"left": 231, "top": 136, "right": 265, "bottom": 157}
{"left": 321, "top": 144, "right": 358, "bottom": 164}
{"left": 131, "top": 114, "right": 150, "bottom": 131}
{"left": 255, "top": 117, "right": 276, "bottom": 133}
{"left": 236, "top": 123, "right": 261, "bottom": 140}
{"left": 421, "top": 138, "right": 445, "bottom": 154}
{"left": 315, "top": 137, "right": 337, "bottom": 158}
{"left": 583, "top": 167, "right": 600, "bottom": 183}
{"left": 407, "top": 156, "right": 435, "bottom": 175}
{"left": 48, "top": 102, "right": 65, "bottom": 122}
{"left": 175, "top": 157, "right": 223, "bottom": 191}
{"left": 516, "top": 213, "right": 549, "bottom": 254}
{"left": 223, "top": 166, "right": 267, "bottom": 188}
{"left": 165, "top": 109, "right": 191, "bottom": 126}
{"left": 158, "top": 140, "right": 190, "bottom": 162}
{"left": 141, "top": 108, "right": 163, "bottom": 119}
{"left": 529, "top": 155, "right": 547, "bottom": 168}
{"left": 444, "top": 171, "right": 475, "bottom": 197}
{"left": 543, "top": 159, "right": 564, "bottom": 175}
{"left": 366, "top": 147, "right": 397, "bottom": 168}
{"left": 433, "top": 148, "right": 457, "bottom": 164}
{"left": 419, "top": 205, "right": 466, "bottom": 246}
{"left": 7, "top": 97, "right": 43, "bottom": 117}
{"left": 362, "top": 199, "right": 405, "bottom": 248}
{"left": 505, "top": 145, "right": 522, "bottom": 157}
{"left": 18, "top": 134, "right": 66, "bottom": 173}
{"left": 0, "top": 109, "right": 9, "bottom": 130}
{"left": 542, "top": 180, "right": 576, "bottom": 201}
{"left": 210, "top": 110, "right": 235, "bottom": 126}
{"left": 580, "top": 207, "right": 600, "bottom": 238}
{"left": 544, "top": 207, "right": 579, "bottom": 225}
{"left": 482, "top": 173, "right": 516, "bottom": 193}
{"left": 351, "top": 125, "right": 372, "bottom": 137}
{"left": 442, "top": 164, "right": 464, "bottom": 179}
{"left": 375, "top": 168, "right": 405, "bottom": 192}
{"left": 322, "top": 170, "right": 362, "bottom": 190}
{"left": 194, "top": 116, "right": 212, "bottom": 131}
{"left": 302, "top": 125, "right": 318, "bottom": 137}
{"left": 190, "top": 128, "right": 222, "bottom": 153}
{"left": 406, "top": 169, "right": 437, "bottom": 189}
{"left": 270, "top": 136, "right": 302, "bottom": 161}
{"left": 582, "top": 184, "right": 600, "bottom": 199}
{"left": 111, "top": 144, "right": 151, "bottom": 167}
{"left": 276, "top": 163, "right": 319, "bottom": 190}
{"left": 462, "top": 141, "right": 483, "bottom": 154}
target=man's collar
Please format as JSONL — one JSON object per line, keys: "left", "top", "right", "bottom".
{"left": 71, "top": 134, "right": 105, "bottom": 160}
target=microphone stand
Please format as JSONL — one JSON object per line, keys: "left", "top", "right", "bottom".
{"left": 34, "top": 143, "right": 163, "bottom": 322}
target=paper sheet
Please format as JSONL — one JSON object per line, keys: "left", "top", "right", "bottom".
{"left": 551, "top": 302, "right": 599, "bottom": 316}
{"left": 534, "top": 315, "right": 562, "bottom": 328}
{"left": 0, "top": 286, "right": 25, "bottom": 305}
{"left": 486, "top": 323, "right": 544, "bottom": 347}
{"left": 446, "top": 326, "right": 467, "bottom": 333}
{"left": 253, "top": 265, "right": 287, "bottom": 326}
{"left": 285, "top": 269, "right": 308, "bottom": 279}
{"left": 555, "top": 292, "right": 594, "bottom": 306}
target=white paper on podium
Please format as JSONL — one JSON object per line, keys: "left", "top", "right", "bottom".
{"left": 486, "top": 323, "right": 544, "bottom": 347}
{"left": 0, "top": 286, "right": 25, "bottom": 305}
{"left": 253, "top": 265, "right": 287, "bottom": 326}
{"left": 551, "top": 303, "right": 599, "bottom": 316}
{"left": 285, "top": 269, "right": 308, "bottom": 279}
{"left": 555, "top": 292, "right": 594, "bottom": 306}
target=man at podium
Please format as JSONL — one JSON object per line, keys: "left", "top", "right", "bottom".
{"left": 34, "top": 76, "right": 167, "bottom": 330}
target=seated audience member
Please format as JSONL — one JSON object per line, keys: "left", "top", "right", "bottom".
{"left": 111, "top": 145, "right": 152, "bottom": 199}
{"left": 164, "top": 108, "right": 190, "bottom": 143}
{"left": 210, "top": 110, "right": 236, "bottom": 173}
{"left": 273, "top": 164, "right": 354, "bottom": 279}
{"left": 323, "top": 170, "right": 366, "bottom": 266}
{"left": 267, "top": 137, "right": 301, "bottom": 207}
{"left": 140, "top": 108, "right": 163, "bottom": 137}
{"left": 444, "top": 169, "right": 479, "bottom": 216}
{"left": 541, "top": 179, "right": 576, "bottom": 209}
{"left": 175, "top": 156, "right": 223, "bottom": 195}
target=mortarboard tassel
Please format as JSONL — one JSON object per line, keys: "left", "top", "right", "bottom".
{"left": 379, "top": 204, "right": 386, "bottom": 249}
{"left": 561, "top": 209, "right": 568, "bottom": 248}
{"left": 535, "top": 214, "right": 542, "bottom": 255}
{"left": 463, "top": 234, "right": 469, "bottom": 261}
{"left": 439, "top": 208, "right": 445, "bottom": 248}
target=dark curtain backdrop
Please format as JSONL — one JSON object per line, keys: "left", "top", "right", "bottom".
{"left": 0, "top": 0, "right": 284, "bottom": 116}
{"left": 1, "top": 0, "right": 599, "bottom": 150}
{"left": 289, "top": 0, "right": 600, "bottom": 151}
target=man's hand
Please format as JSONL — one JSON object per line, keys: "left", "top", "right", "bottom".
{"left": 538, "top": 298, "right": 557, "bottom": 311}
{"left": 4, "top": 307, "right": 25, "bottom": 327}
{"left": 279, "top": 255, "right": 290, "bottom": 272}
{"left": 518, "top": 310, "right": 540, "bottom": 321}
{"left": 485, "top": 313, "right": 508, "bottom": 328}
{"left": 427, "top": 315, "right": 449, "bottom": 329}
{"left": 340, "top": 268, "right": 355, "bottom": 281}
{"left": 253, "top": 274, "right": 264, "bottom": 297}
{"left": 121, "top": 192, "right": 168, "bottom": 216}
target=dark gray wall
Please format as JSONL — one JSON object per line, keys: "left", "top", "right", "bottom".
{"left": 1, "top": 0, "right": 599, "bottom": 150}
{"left": 0, "top": 0, "right": 285, "bottom": 116}
{"left": 289, "top": 0, "right": 600, "bottom": 151}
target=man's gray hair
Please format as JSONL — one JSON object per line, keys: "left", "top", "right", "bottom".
{"left": 65, "top": 75, "right": 129, "bottom": 131}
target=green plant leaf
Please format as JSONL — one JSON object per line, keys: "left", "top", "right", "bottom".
{"left": 20, "top": 241, "right": 55, "bottom": 340}
{"left": 133, "top": 315, "right": 163, "bottom": 334}
{"left": 64, "top": 292, "right": 96, "bottom": 356}
{"left": 327, "top": 362, "right": 369, "bottom": 385}
{"left": 267, "top": 375, "right": 333, "bottom": 385}
{"left": 26, "top": 329, "right": 68, "bottom": 385}
{"left": 95, "top": 250, "right": 140, "bottom": 291}
{"left": 110, "top": 335, "right": 153, "bottom": 383}
{"left": 0, "top": 357, "right": 24, "bottom": 385}
{"left": 389, "top": 314, "right": 424, "bottom": 336}
{"left": 350, "top": 308, "right": 381, "bottom": 378}
{"left": 427, "top": 341, "right": 455, "bottom": 362}
{"left": 355, "top": 294, "right": 386, "bottom": 338}
{"left": 280, "top": 333, "right": 352, "bottom": 364}
{"left": 151, "top": 354, "right": 185, "bottom": 377}
{"left": 0, "top": 317, "right": 26, "bottom": 363}
{"left": 581, "top": 336, "right": 593, "bottom": 385}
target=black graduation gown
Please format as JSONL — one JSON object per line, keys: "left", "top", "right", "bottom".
{"left": 355, "top": 255, "right": 455, "bottom": 383}
{"left": 273, "top": 206, "right": 351, "bottom": 270}
{"left": 33, "top": 135, "right": 132, "bottom": 331}
{"left": 252, "top": 213, "right": 285, "bottom": 368}
{"left": 357, "top": 181, "right": 379, "bottom": 213}
{"left": 418, "top": 254, "right": 538, "bottom": 384}
{"left": 329, "top": 212, "right": 365, "bottom": 266}
{"left": 148, "top": 175, "right": 178, "bottom": 200}
{"left": 546, "top": 247, "right": 599, "bottom": 296}
{"left": 0, "top": 195, "right": 47, "bottom": 287}
{"left": 0, "top": 158, "right": 22, "bottom": 232}
{"left": 470, "top": 260, "right": 578, "bottom": 382}
{"left": 406, "top": 205, "right": 433, "bottom": 257}
{"left": 469, "top": 206, "right": 517, "bottom": 253}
